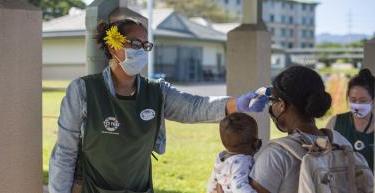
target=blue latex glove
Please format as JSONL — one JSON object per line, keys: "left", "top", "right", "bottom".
{"left": 236, "top": 92, "right": 268, "bottom": 113}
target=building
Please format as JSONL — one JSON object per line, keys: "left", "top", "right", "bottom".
{"left": 42, "top": 8, "right": 226, "bottom": 82}
{"left": 215, "top": 0, "right": 319, "bottom": 49}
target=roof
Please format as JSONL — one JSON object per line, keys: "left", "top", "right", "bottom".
{"left": 173, "top": 14, "right": 226, "bottom": 41}
{"left": 139, "top": 8, "right": 174, "bottom": 30}
{"left": 282, "top": 0, "right": 319, "bottom": 4}
{"left": 42, "top": 8, "right": 226, "bottom": 42}
{"left": 43, "top": 10, "right": 85, "bottom": 32}
{"left": 211, "top": 23, "right": 240, "bottom": 34}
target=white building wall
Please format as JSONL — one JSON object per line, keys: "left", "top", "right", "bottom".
{"left": 42, "top": 37, "right": 87, "bottom": 80}
{"left": 42, "top": 36, "right": 225, "bottom": 80}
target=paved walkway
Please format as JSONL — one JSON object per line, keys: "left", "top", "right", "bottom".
{"left": 43, "top": 82, "right": 228, "bottom": 96}
{"left": 174, "top": 83, "right": 226, "bottom": 96}
{"left": 43, "top": 186, "right": 48, "bottom": 193}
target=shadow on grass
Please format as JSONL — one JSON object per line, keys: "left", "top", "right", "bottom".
{"left": 44, "top": 170, "right": 183, "bottom": 193}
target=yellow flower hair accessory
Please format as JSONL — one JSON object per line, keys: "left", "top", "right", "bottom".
{"left": 103, "top": 26, "right": 127, "bottom": 50}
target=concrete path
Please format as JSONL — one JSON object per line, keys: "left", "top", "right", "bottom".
{"left": 174, "top": 83, "right": 227, "bottom": 96}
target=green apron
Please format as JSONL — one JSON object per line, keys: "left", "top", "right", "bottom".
{"left": 78, "top": 73, "right": 162, "bottom": 193}
{"left": 334, "top": 112, "right": 374, "bottom": 171}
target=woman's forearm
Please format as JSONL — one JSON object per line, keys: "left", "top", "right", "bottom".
{"left": 162, "top": 81, "right": 230, "bottom": 123}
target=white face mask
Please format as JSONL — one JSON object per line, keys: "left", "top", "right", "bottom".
{"left": 349, "top": 103, "right": 373, "bottom": 118}
{"left": 119, "top": 48, "right": 148, "bottom": 76}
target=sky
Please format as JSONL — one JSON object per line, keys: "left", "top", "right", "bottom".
{"left": 315, "top": 0, "right": 375, "bottom": 35}
{"left": 83, "top": 0, "right": 375, "bottom": 36}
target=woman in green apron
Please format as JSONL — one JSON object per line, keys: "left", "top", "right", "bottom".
{"left": 48, "top": 19, "right": 269, "bottom": 193}
{"left": 327, "top": 69, "right": 374, "bottom": 171}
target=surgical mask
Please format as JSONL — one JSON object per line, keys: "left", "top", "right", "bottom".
{"left": 350, "top": 103, "right": 373, "bottom": 118}
{"left": 269, "top": 102, "right": 287, "bottom": 132}
{"left": 119, "top": 48, "right": 148, "bottom": 76}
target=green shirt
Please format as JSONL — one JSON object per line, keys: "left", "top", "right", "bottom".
{"left": 334, "top": 112, "right": 374, "bottom": 171}
{"left": 79, "top": 73, "right": 162, "bottom": 193}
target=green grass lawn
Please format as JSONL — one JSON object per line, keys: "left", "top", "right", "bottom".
{"left": 43, "top": 90, "right": 331, "bottom": 192}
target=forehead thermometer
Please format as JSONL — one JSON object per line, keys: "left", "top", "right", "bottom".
{"left": 249, "top": 87, "right": 272, "bottom": 109}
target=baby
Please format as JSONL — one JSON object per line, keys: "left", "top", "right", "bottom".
{"left": 207, "top": 112, "right": 262, "bottom": 193}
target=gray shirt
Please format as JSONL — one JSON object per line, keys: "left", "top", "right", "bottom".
{"left": 48, "top": 66, "right": 230, "bottom": 193}
{"left": 250, "top": 130, "right": 351, "bottom": 193}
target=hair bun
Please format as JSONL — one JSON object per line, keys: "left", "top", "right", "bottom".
{"left": 305, "top": 91, "right": 332, "bottom": 118}
{"left": 359, "top": 68, "right": 374, "bottom": 81}
{"left": 97, "top": 21, "right": 110, "bottom": 34}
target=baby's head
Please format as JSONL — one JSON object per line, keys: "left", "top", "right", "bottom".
{"left": 219, "top": 112, "right": 262, "bottom": 155}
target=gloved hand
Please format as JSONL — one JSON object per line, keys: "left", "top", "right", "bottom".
{"left": 236, "top": 91, "right": 268, "bottom": 113}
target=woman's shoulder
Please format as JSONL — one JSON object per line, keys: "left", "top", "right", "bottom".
{"left": 335, "top": 112, "right": 352, "bottom": 119}
{"left": 256, "top": 138, "right": 298, "bottom": 164}
{"left": 63, "top": 78, "right": 87, "bottom": 107}
{"left": 326, "top": 112, "right": 352, "bottom": 130}
{"left": 67, "top": 78, "right": 86, "bottom": 94}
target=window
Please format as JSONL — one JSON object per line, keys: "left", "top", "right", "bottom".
{"left": 310, "top": 5, "right": 314, "bottom": 11}
{"left": 301, "top": 43, "right": 305, "bottom": 48}
{"left": 302, "top": 17, "right": 306, "bottom": 25}
{"left": 302, "top": 30, "right": 306, "bottom": 38}
{"left": 290, "top": 29, "right": 294, "bottom": 37}
{"left": 310, "top": 18, "right": 314, "bottom": 25}
{"left": 217, "top": 53, "right": 222, "bottom": 66}
{"left": 270, "top": 14, "right": 275, "bottom": 22}
{"left": 310, "top": 30, "right": 314, "bottom": 38}
{"left": 281, "top": 15, "right": 285, "bottom": 23}
{"left": 289, "top": 3, "right": 294, "bottom": 10}
{"left": 289, "top": 16, "right": 293, "bottom": 24}
{"left": 237, "top": 0, "right": 241, "bottom": 5}
{"left": 281, "top": 28, "right": 286, "bottom": 37}
{"left": 302, "top": 4, "right": 306, "bottom": 10}
{"left": 271, "top": 28, "right": 275, "bottom": 35}
{"left": 270, "top": 0, "right": 274, "bottom": 8}
{"left": 288, "top": 43, "right": 294, "bottom": 48}
{"left": 224, "top": 0, "right": 229, "bottom": 4}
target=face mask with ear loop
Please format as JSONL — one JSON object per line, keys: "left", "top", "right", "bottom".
{"left": 269, "top": 100, "right": 287, "bottom": 133}
{"left": 268, "top": 85, "right": 290, "bottom": 133}
{"left": 349, "top": 102, "right": 373, "bottom": 118}
{"left": 113, "top": 48, "right": 148, "bottom": 76}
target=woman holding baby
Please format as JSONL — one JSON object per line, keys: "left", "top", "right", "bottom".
{"left": 213, "top": 66, "right": 373, "bottom": 193}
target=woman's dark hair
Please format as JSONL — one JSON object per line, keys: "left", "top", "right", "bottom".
{"left": 347, "top": 68, "right": 374, "bottom": 99}
{"left": 272, "top": 66, "right": 332, "bottom": 118}
{"left": 96, "top": 18, "right": 147, "bottom": 59}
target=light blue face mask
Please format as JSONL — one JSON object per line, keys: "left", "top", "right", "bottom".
{"left": 120, "top": 48, "right": 148, "bottom": 76}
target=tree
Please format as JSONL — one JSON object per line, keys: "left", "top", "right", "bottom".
{"left": 316, "top": 42, "right": 343, "bottom": 49}
{"left": 161, "top": 0, "right": 235, "bottom": 23}
{"left": 28, "top": 0, "right": 86, "bottom": 21}
{"left": 348, "top": 39, "right": 367, "bottom": 48}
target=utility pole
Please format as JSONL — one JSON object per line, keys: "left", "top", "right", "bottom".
{"left": 147, "top": 0, "right": 154, "bottom": 78}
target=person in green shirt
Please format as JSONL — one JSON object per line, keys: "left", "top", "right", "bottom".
{"left": 49, "top": 18, "right": 270, "bottom": 193}
{"left": 327, "top": 68, "right": 374, "bottom": 171}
